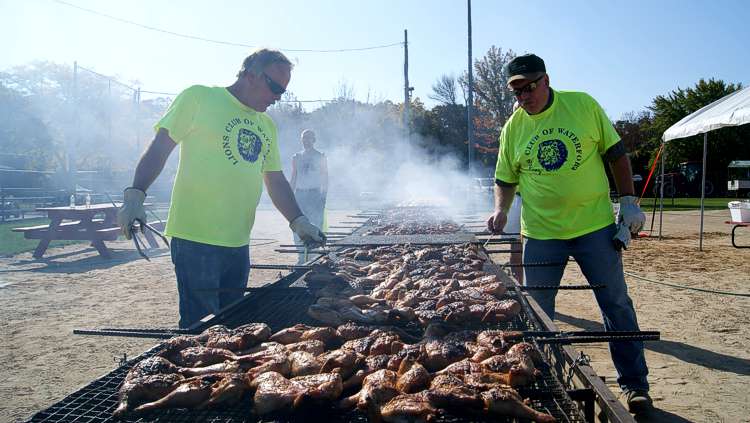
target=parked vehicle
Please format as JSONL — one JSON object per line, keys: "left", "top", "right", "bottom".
{"left": 652, "top": 161, "right": 718, "bottom": 197}
{"left": 727, "top": 160, "right": 750, "bottom": 198}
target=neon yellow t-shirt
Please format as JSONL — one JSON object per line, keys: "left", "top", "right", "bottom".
{"left": 495, "top": 90, "right": 620, "bottom": 240}
{"left": 156, "top": 85, "right": 281, "bottom": 247}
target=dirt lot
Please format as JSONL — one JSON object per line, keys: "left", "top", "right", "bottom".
{"left": 0, "top": 208, "right": 748, "bottom": 422}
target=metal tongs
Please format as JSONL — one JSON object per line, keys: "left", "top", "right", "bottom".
{"left": 130, "top": 218, "right": 170, "bottom": 261}
{"left": 108, "top": 193, "right": 169, "bottom": 261}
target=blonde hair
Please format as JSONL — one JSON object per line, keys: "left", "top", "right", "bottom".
{"left": 237, "top": 48, "right": 293, "bottom": 78}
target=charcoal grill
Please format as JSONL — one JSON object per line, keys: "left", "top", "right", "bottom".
{"left": 29, "top": 207, "right": 637, "bottom": 423}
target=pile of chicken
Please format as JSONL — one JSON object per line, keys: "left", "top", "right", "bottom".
{"left": 114, "top": 322, "right": 555, "bottom": 422}
{"left": 306, "top": 244, "right": 522, "bottom": 328}
{"left": 114, "top": 241, "right": 556, "bottom": 421}
{"left": 362, "top": 209, "right": 462, "bottom": 235}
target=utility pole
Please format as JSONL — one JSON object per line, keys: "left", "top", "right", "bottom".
{"left": 134, "top": 87, "right": 142, "bottom": 154}
{"left": 71, "top": 61, "right": 78, "bottom": 194}
{"left": 466, "top": 0, "right": 475, "bottom": 175}
{"left": 403, "top": 29, "right": 411, "bottom": 155}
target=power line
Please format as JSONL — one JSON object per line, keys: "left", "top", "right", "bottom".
{"left": 53, "top": 0, "right": 403, "bottom": 53}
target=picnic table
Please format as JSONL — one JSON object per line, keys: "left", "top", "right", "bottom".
{"left": 726, "top": 221, "right": 750, "bottom": 249}
{"left": 12, "top": 203, "right": 162, "bottom": 259}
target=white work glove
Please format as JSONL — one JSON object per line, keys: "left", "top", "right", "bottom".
{"left": 290, "top": 215, "right": 326, "bottom": 248}
{"left": 117, "top": 187, "right": 146, "bottom": 240}
{"left": 618, "top": 195, "right": 646, "bottom": 235}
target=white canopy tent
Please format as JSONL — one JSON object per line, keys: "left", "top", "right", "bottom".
{"left": 659, "top": 86, "right": 750, "bottom": 250}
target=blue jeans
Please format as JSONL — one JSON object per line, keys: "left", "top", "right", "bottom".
{"left": 170, "top": 237, "right": 250, "bottom": 328}
{"left": 523, "top": 224, "right": 649, "bottom": 392}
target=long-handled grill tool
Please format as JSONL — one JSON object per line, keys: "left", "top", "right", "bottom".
{"left": 477, "top": 238, "right": 521, "bottom": 245}
{"left": 130, "top": 219, "right": 170, "bottom": 261}
{"left": 482, "top": 232, "right": 496, "bottom": 248}
{"left": 107, "top": 194, "right": 169, "bottom": 261}
{"left": 473, "top": 230, "right": 521, "bottom": 236}
{"left": 99, "top": 327, "right": 193, "bottom": 333}
{"left": 516, "top": 284, "right": 606, "bottom": 290}
{"left": 275, "top": 249, "right": 329, "bottom": 254}
{"left": 73, "top": 329, "right": 192, "bottom": 339}
{"left": 484, "top": 248, "right": 523, "bottom": 254}
{"left": 534, "top": 331, "right": 660, "bottom": 344}
{"left": 496, "top": 260, "right": 574, "bottom": 268}
{"left": 250, "top": 264, "right": 313, "bottom": 270}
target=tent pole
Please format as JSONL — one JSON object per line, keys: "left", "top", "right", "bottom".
{"left": 699, "top": 132, "right": 707, "bottom": 251}
{"left": 658, "top": 141, "right": 666, "bottom": 239}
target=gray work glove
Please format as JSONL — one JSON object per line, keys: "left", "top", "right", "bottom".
{"left": 613, "top": 223, "right": 631, "bottom": 251}
{"left": 619, "top": 195, "right": 646, "bottom": 235}
{"left": 117, "top": 187, "right": 146, "bottom": 240}
{"left": 290, "top": 215, "right": 326, "bottom": 248}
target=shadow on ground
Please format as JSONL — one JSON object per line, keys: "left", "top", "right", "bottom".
{"left": 633, "top": 407, "right": 694, "bottom": 423}
{"left": 0, "top": 247, "right": 170, "bottom": 274}
{"left": 556, "top": 313, "right": 750, "bottom": 376}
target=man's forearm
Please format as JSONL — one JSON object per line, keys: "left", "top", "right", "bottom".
{"left": 264, "top": 171, "right": 304, "bottom": 223}
{"left": 609, "top": 154, "right": 636, "bottom": 196}
{"left": 132, "top": 129, "right": 176, "bottom": 192}
{"left": 493, "top": 183, "right": 516, "bottom": 212}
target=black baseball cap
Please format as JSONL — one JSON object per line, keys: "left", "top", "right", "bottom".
{"left": 505, "top": 54, "right": 546, "bottom": 84}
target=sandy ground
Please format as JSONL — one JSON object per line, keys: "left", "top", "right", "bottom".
{"left": 0, "top": 208, "right": 748, "bottom": 422}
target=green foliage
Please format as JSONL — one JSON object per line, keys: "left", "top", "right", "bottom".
{"left": 645, "top": 79, "right": 749, "bottom": 187}
{"left": 0, "top": 61, "right": 170, "bottom": 175}
{"left": 469, "top": 46, "right": 517, "bottom": 123}
{"left": 0, "top": 82, "right": 56, "bottom": 169}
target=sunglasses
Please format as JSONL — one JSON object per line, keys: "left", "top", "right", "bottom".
{"left": 262, "top": 72, "right": 286, "bottom": 95}
{"left": 511, "top": 75, "right": 544, "bottom": 97}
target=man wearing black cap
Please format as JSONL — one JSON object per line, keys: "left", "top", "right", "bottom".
{"left": 486, "top": 53, "right": 652, "bottom": 413}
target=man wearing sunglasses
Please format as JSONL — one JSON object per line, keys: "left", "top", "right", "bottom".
{"left": 117, "top": 48, "right": 325, "bottom": 328}
{"left": 486, "top": 54, "right": 652, "bottom": 414}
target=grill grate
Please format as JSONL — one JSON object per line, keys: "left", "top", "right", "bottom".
{"left": 29, "top": 285, "right": 585, "bottom": 423}
{"left": 29, "top": 210, "right": 587, "bottom": 422}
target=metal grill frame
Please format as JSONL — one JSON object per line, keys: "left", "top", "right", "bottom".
{"left": 28, "top": 207, "right": 633, "bottom": 422}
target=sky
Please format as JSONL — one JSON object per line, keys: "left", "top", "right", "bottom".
{"left": 2, "top": 0, "right": 749, "bottom": 120}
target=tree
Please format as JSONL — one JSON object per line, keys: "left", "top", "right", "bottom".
{"left": 646, "top": 78, "right": 749, "bottom": 193}
{"left": 612, "top": 111, "right": 656, "bottom": 176}
{"left": 0, "top": 61, "right": 166, "bottom": 174}
{"left": 456, "top": 46, "right": 518, "bottom": 174}
{"left": 429, "top": 74, "right": 459, "bottom": 106}
{"left": 0, "top": 81, "right": 56, "bottom": 170}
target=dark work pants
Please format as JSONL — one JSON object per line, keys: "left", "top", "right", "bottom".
{"left": 170, "top": 237, "right": 250, "bottom": 328}
{"left": 523, "top": 224, "right": 649, "bottom": 392}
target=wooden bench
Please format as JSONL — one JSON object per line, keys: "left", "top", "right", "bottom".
{"left": 726, "top": 221, "right": 749, "bottom": 249}
{"left": 12, "top": 219, "right": 106, "bottom": 233}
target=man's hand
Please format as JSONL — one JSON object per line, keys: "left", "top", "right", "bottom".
{"left": 117, "top": 188, "right": 146, "bottom": 239}
{"left": 486, "top": 209, "right": 508, "bottom": 234}
{"left": 290, "top": 215, "right": 326, "bottom": 248}
{"left": 613, "top": 223, "right": 631, "bottom": 251}
{"left": 619, "top": 195, "right": 646, "bottom": 234}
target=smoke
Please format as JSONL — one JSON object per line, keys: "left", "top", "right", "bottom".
{"left": 269, "top": 99, "right": 479, "bottom": 218}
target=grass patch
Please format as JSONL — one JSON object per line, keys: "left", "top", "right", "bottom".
{"left": 0, "top": 218, "right": 85, "bottom": 257}
{"left": 638, "top": 197, "right": 736, "bottom": 212}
